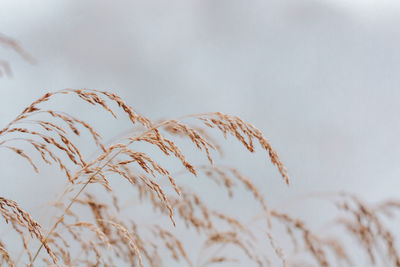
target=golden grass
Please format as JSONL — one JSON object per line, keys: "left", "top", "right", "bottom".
{"left": 0, "top": 88, "right": 291, "bottom": 266}
{"left": 1, "top": 37, "right": 400, "bottom": 267}
{"left": 0, "top": 33, "right": 35, "bottom": 77}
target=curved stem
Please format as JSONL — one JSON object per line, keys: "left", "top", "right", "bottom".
{"left": 29, "top": 117, "right": 185, "bottom": 265}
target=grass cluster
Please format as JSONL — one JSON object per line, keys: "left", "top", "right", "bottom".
{"left": 1, "top": 34, "right": 400, "bottom": 267}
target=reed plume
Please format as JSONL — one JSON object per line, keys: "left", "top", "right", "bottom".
{"left": 0, "top": 33, "right": 34, "bottom": 77}
{"left": 0, "top": 88, "right": 290, "bottom": 266}
{"left": 1, "top": 35, "right": 400, "bottom": 267}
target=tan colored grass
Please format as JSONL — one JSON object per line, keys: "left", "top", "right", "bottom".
{"left": 0, "top": 240, "right": 15, "bottom": 267}
{"left": 0, "top": 196, "right": 57, "bottom": 265}
{"left": 2, "top": 87, "right": 400, "bottom": 267}
{"left": 0, "top": 33, "right": 35, "bottom": 77}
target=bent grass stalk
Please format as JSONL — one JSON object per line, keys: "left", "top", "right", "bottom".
{"left": 2, "top": 34, "right": 400, "bottom": 267}
{"left": 1, "top": 87, "right": 398, "bottom": 266}
{"left": 30, "top": 118, "right": 176, "bottom": 265}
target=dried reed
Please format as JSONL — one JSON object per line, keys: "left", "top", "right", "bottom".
{"left": 0, "top": 88, "right": 291, "bottom": 266}
{"left": 1, "top": 42, "right": 400, "bottom": 265}
{"left": 0, "top": 33, "right": 34, "bottom": 76}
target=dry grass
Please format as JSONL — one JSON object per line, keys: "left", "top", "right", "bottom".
{"left": 1, "top": 35, "right": 400, "bottom": 267}
{"left": 0, "top": 88, "right": 291, "bottom": 266}
{"left": 0, "top": 33, "right": 35, "bottom": 76}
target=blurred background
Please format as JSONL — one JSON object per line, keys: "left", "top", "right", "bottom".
{"left": 1, "top": 0, "right": 400, "bottom": 265}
